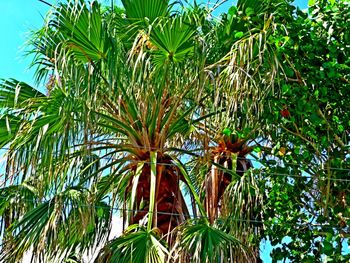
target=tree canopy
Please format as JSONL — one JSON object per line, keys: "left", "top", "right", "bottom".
{"left": 0, "top": 0, "right": 349, "bottom": 262}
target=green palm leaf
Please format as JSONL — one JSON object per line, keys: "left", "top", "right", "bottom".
{"left": 122, "top": 0, "right": 169, "bottom": 22}
{"left": 0, "top": 79, "right": 44, "bottom": 108}
{"left": 55, "top": 1, "right": 109, "bottom": 63}
{"left": 174, "top": 219, "right": 244, "bottom": 262}
{"left": 95, "top": 225, "right": 168, "bottom": 263}
{"left": 1, "top": 187, "right": 111, "bottom": 262}
{"left": 0, "top": 115, "right": 21, "bottom": 148}
{"left": 150, "top": 17, "right": 196, "bottom": 66}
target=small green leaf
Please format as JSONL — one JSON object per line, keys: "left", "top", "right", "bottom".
{"left": 282, "top": 84, "right": 291, "bottom": 94}
{"left": 294, "top": 147, "right": 300, "bottom": 155}
{"left": 308, "top": 0, "right": 316, "bottom": 6}
{"left": 245, "top": 7, "right": 255, "bottom": 16}
{"left": 253, "top": 147, "right": 261, "bottom": 153}
{"left": 228, "top": 6, "right": 238, "bottom": 16}
{"left": 323, "top": 240, "right": 333, "bottom": 256}
{"left": 234, "top": 31, "right": 244, "bottom": 38}
{"left": 223, "top": 128, "right": 232, "bottom": 136}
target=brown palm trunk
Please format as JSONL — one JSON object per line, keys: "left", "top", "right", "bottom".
{"left": 130, "top": 156, "right": 189, "bottom": 235}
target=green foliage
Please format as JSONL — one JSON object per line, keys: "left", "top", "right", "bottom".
{"left": 95, "top": 225, "right": 168, "bottom": 263}
{"left": 261, "top": 0, "right": 350, "bottom": 261}
{"left": 150, "top": 17, "right": 196, "bottom": 66}
{"left": 122, "top": 0, "right": 169, "bottom": 22}
{"left": 173, "top": 219, "right": 243, "bottom": 262}
{"left": 0, "top": 0, "right": 350, "bottom": 262}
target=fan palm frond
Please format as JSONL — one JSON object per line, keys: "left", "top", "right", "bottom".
{"left": 95, "top": 224, "right": 168, "bottom": 263}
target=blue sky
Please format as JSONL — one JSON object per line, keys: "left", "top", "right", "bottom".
{"left": 0, "top": 0, "right": 49, "bottom": 86}
{"left": 0, "top": 0, "right": 308, "bottom": 262}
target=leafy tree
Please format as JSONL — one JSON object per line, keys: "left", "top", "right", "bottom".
{"left": 1, "top": 0, "right": 349, "bottom": 262}
{"left": 261, "top": 0, "right": 350, "bottom": 261}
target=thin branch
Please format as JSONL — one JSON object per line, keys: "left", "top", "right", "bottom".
{"left": 281, "top": 124, "right": 322, "bottom": 158}
{"left": 316, "top": 108, "right": 347, "bottom": 150}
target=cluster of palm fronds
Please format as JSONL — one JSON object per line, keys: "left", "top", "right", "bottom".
{"left": 0, "top": 0, "right": 288, "bottom": 262}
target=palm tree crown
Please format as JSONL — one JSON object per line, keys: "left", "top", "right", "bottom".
{"left": 0, "top": 0, "right": 288, "bottom": 262}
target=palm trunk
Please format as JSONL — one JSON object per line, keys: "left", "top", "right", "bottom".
{"left": 130, "top": 154, "right": 189, "bottom": 235}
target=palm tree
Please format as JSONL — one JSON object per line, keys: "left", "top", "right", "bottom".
{"left": 0, "top": 0, "right": 288, "bottom": 262}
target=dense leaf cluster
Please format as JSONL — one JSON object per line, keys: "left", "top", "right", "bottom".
{"left": 0, "top": 0, "right": 349, "bottom": 262}
{"left": 262, "top": 1, "right": 350, "bottom": 261}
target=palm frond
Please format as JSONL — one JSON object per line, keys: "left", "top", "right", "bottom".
{"left": 95, "top": 224, "right": 168, "bottom": 263}
{"left": 172, "top": 219, "right": 245, "bottom": 263}
{"left": 122, "top": 0, "right": 169, "bottom": 22}
{"left": 1, "top": 187, "right": 111, "bottom": 262}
